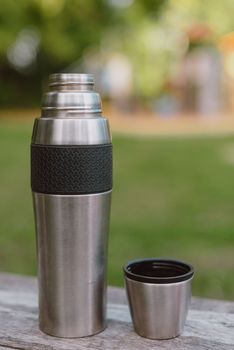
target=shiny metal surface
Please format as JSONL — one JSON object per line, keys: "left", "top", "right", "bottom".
{"left": 42, "top": 73, "right": 102, "bottom": 115}
{"left": 33, "top": 191, "right": 111, "bottom": 337}
{"left": 32, "top": 73, "right": 112, "bottom": 337}
{"left": 42, "top": 91, "right": 101, "bottom": 113}
{"left": 125, "top": 277, "right": 192, "bottom": 340}
{"left": 49, "top": 73, "right": 94, "bottom": 87}
{"left": 32, "top": 73, "right": 111, "bottom": 145}
{"left": 32, "top": 117, "right": 111, "bottom": 145}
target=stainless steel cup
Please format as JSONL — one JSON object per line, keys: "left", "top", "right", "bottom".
{"left": 124, "top": 258, "right": 194, "bottom": 340}
{"left": 31, "top": 73, "right": 112, "bottom": 338}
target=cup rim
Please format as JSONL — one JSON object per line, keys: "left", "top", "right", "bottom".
{"left": 123, "top": 258, "right": 194, "bottom": 284}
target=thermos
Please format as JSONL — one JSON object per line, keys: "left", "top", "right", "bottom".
{"left": 31, "top": 73, "right": 112, "bottom": 337}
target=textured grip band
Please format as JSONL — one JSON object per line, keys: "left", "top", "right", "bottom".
{"left": 31, "top": 144, "right": 112, "bottom": 194}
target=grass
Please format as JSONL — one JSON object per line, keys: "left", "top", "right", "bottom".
{"left": 0, "top": 118, "right": 234, "bottom": 300}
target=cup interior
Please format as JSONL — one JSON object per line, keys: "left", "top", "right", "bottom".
{"left": 124, "top": 259, "right": 194, "bottom": 284}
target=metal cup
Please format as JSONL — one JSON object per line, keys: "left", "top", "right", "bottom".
{"left": 124, "top": 258, "right": 194, "bottom": 340}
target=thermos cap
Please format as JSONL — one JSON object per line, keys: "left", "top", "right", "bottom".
{"left": 42, "top": 73, "right": 102, "bottom": 114}
{"left": 33, "top": 73, "right": 111, "bottom": 145}
{"left": 49, "top": 73, "right": 94, "bottom": 87}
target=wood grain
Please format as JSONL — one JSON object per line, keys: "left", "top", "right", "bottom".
{"left": 0, "top": 273, "right": 232, "bottom": 350}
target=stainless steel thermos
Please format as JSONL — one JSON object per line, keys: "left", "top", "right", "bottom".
{"left": 31, "top": 73, "right": 112, "bottom": 337}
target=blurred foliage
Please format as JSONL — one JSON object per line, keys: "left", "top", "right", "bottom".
{"left": 1, "top": 0, "right": 234, "bottom": 105}
{"left": 119, "top": 0, "right": 234, "bottom": 99}
{"left": 0, "top": 0, "right": 165, "bottom": 106}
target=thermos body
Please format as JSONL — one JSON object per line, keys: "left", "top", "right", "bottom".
{"left": 31, "top": 74, "right": 112, "bottom": 337}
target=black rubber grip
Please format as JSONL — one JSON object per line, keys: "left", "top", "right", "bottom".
{"left": 31, "top": 144, "right": 112, "bottom": 194}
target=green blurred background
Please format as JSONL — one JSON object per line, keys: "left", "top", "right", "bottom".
{"left": 0, "top": 0, "right": 234, "bottom": 300}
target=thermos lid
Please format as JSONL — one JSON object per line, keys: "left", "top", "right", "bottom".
{"left": 33, "top": 73, "right": 111, "bottom": 145}
{"left": 49, "top": 73, "right": 94, "bottom": 87}
{"left": 41, "top": 73, "right": 102, "bottom": 114}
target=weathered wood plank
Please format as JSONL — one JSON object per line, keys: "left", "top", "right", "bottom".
{"left": 0, "top": 272, "right": 233, "bottom": 313}
{"left": 0, "top": 273, "right": 232, "bottom": 349}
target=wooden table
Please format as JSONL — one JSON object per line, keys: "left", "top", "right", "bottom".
{"left": 0, "top": 273, "right": 233, "bottom": 349}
